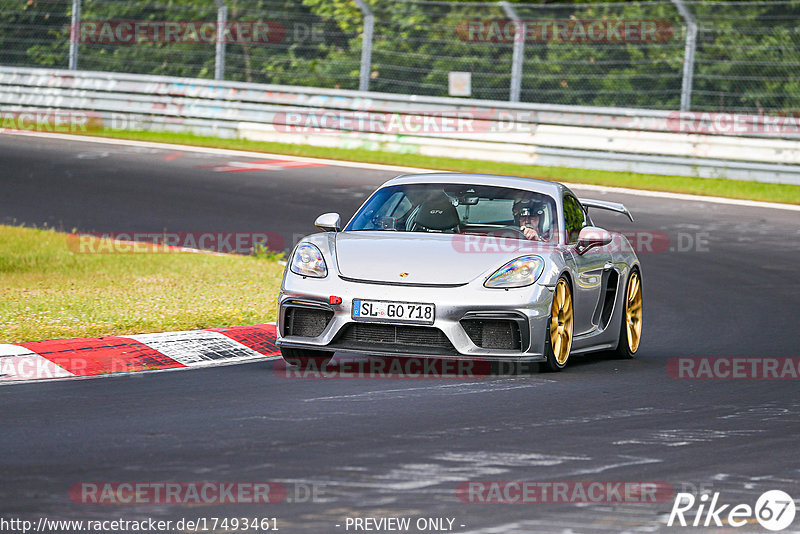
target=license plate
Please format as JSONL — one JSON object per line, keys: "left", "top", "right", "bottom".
{"left": 352, "top": 299, "right": 435, "bottom": 325}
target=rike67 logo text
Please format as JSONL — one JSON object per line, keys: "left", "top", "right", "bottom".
{"left": 668, "top": 490, "right": 796, "bottom": 531}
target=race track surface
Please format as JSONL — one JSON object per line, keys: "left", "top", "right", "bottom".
{"left": 1, "top": 134, "right": 799, "bottom": 533}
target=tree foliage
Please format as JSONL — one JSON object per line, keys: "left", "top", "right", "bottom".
{"left": 2, "top": 0, "right": 798, "bottom": 111}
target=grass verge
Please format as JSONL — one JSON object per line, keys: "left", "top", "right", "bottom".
{"left": 81, "top": 129, "right": 800, "bottom": 205}
{"left": 0, "top": 225, "right": 284, "bottom": 343}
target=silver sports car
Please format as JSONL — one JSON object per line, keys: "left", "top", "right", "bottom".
{"left": 277, "top": 173, "right": 642, "bottom": 371}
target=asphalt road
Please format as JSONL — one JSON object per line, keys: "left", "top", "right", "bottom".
{"left": 1, "top": 133, "right": 799, "bottom": 533}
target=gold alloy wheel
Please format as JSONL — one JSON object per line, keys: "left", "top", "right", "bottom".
{"left": 550, "top": 279, "right": 573, "bottom": 366}
{"left": 625, "top": 271, "right": 643, "bottom": 353}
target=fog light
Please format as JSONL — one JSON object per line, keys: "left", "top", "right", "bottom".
{"left": 329, "top": 296, "right": 342, "bottom": 305}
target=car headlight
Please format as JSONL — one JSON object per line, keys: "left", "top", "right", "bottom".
{"left": 290, "top": 243, "right": 328, "bottom": 278}
{"left": 484, "top": 256, "right": 544, "bottom": 288}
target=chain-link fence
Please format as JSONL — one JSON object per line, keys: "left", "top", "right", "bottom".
{"left": 2, "top": 0, "right": 799, "bottom": 112}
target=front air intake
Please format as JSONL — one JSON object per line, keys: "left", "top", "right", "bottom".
{"left": 283, "top": 307, "right": 334, "bottom": 337}
{"left": 461, "top": 319, "right": 522, "bottom": 351}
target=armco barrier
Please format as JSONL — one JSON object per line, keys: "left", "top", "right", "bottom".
{"left": 1, "top": 66, "right": 799, "bottom": 185}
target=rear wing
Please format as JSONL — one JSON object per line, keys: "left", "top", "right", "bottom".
{"left": 579, "top": 198, "right": 634, "bottom": 222}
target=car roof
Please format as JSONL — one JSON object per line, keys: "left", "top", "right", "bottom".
{"left": 382, "top": 172, "right": 571, "bottom": 198}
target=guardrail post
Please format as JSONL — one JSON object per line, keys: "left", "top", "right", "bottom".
{"left": 68, "top": 0, "right": 81, "bottom": 70}
{"left": 214, "top": 0, "right": 228, "bottom": 80}
{"left": 671, "top": 0, "right": 697, "bottom": 111}
{"left": 353, "top": 0, "right": 374, "bottom": 92}
{"left": 499, "top": 1, "right": 524, "bottom": 103}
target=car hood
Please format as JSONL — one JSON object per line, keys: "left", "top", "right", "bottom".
{"left": 334, "top": 231, "right": 551, "bottom": 285}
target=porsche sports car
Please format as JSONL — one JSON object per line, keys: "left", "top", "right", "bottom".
{"left": 277, "top": 173, "right": 642, "bottom": 371}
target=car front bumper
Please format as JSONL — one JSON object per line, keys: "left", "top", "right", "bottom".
{"left": 277, "top": 273, "right": 554, "bottom": 362}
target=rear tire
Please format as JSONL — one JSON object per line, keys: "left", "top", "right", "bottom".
{"left": 610, "top": 268, "right": 643, "bottom": 359}
{"left": 281, "top": 347, "right": 332, "bottom": 369}
{"left": 542, "top": 277, "right": 574, "bottom": 372}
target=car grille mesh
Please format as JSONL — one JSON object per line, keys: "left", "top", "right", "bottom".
{"left": 334, "top": 323, "right": 457, "bottom": 355}
{"left": 283, "top": 307, "right": 334, "bottom": 338}
{"left": 461, "top": 319, "right": 522, "bottom": 351}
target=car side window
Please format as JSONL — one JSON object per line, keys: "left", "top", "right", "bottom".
{"left": 563, "top": 195, "right": 587, "bottom": 243}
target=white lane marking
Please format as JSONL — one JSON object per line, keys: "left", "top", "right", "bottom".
{"left": 612, "top": 428, "right": 764, "bottom": 447}
{"left": 302, "top": 379, "right": 549, "bottom": 402}
{"left": 6, "top": 131, "right": 799, "bottom": 212}
{"left": 5, "top": 131, "right": 433, "bottom": 174}
{"left": 75, "top": 151, "right": 110, "bottom": 159}
{"left": 528, "top": 407, "right": 672, "bottom": 428}
{"left": 718, "top": 403, "right": 800, "bottom": 422}
{"left": 201, "top": 159, "right": 326, "bottom": 173}
{"left": 0, "top": 345, "right": 73, "bottom": 381}
{"left": 130, "top": 330, "right": 270, "bottom": 366}
{"left": 434, "top": 451, "right": 590, "bottom": 467}
{"left": 556, "top": 455, "right": 663, "bottom": 477}
{"left": 370, "top": 463, "right": 511, "bottom": 491}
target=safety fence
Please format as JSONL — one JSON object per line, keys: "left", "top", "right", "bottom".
{"left": 2, "top": 0, "right": 800, "bottom": 112}
{"left": 1, "top": 66, "right": 799, "bottom": 184}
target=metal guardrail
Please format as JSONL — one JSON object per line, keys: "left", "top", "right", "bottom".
{"left": 1, "top": 66, "right": 799, "bottom": 185}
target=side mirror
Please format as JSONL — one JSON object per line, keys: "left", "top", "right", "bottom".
{"left": 315, "top": 212, "right": 341, "bottom": 232}
{"left": 576, "top": 226, "right": 612, "bottom": 254}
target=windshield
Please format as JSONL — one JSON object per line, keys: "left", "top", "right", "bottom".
{"left": 345, "top": 183, "right": 559, "bottom": 242}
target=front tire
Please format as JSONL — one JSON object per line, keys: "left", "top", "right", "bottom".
{"left": 542, "top": 277, "right": 574, "bottom": 372}
{"left": 281, "top": 347, "right": 332, "bottom": 369}
{"left": 611, "top": 268, "right": 643, "bottom": 359}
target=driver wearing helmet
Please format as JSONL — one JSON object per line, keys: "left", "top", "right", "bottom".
{"left": 513, "top": 198, "right": 551, "bottom": 242}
